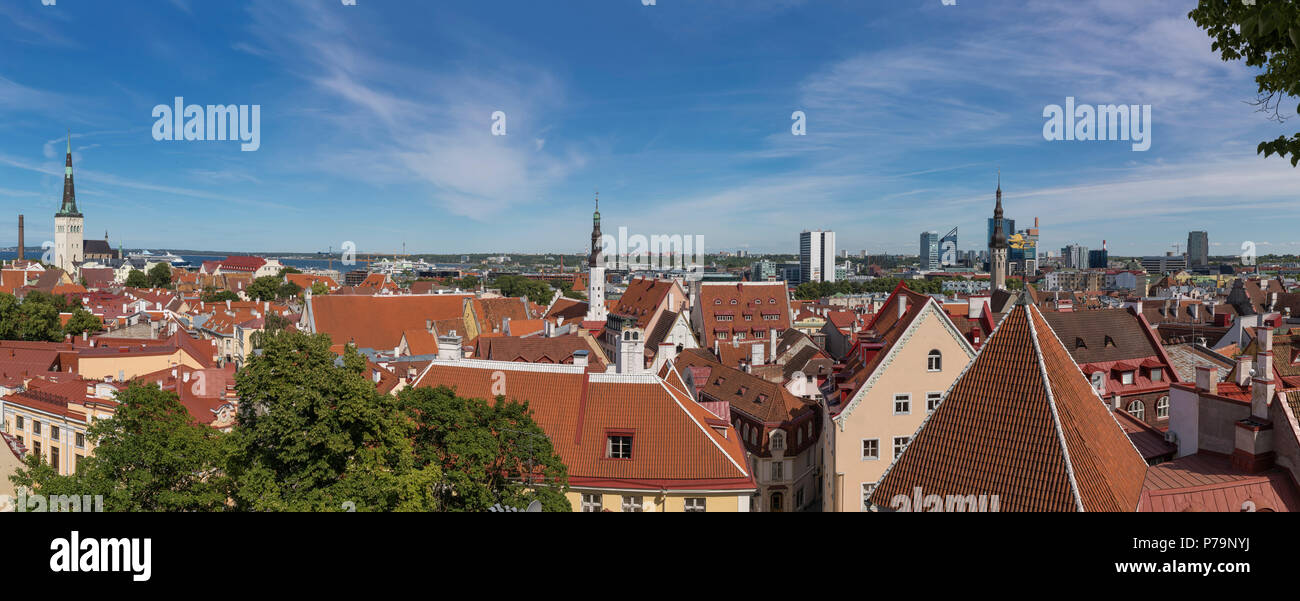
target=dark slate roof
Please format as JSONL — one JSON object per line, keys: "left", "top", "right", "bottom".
{"left": 1041, "top": 309, "right": 1162, "bottom": 364}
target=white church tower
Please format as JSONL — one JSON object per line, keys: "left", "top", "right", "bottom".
{"left": 54, "top": 131, "right": 84, "bottom": 275}
{"left": 585, "top": 194, "right": 608, "bottom": 322}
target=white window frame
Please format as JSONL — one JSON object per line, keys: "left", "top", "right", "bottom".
{"left": 926, "top": 391, "right": 942, "bottom": 413}
{"left": 1127, "top": 399, "right": 1145, "bottom": 420}
{"left": 622, "top": 496, "right": 643, "bottom": 512}
{"left": 861, "top": 438, "right": 879, "bottom": 460}
{"left": 1156, "top": 396, "right": 1170, "bottom": 419}
{"left": 1121, "top": 371, "right": 1135, "bottom": 386}
{"left": 862, "top": 482, "right": 876, "bottom": 511}
{"left": 893, "top": 436, "right": 911, "bottom": 459}
{"left": 771, "top": 460, "right": 784, "bottom": 482}
{"left": 581, "top": 493, "right": 602, "bottom": 512}
{"left": 927, "top": 350, "right": 942, "bottom": 372}
{"left": 684, "top": 497, "right": 706, "bottom": 513}
{"left": 1150, "top": 368, "right": 1163, "bottom": 382}
{"left": 893, "top": 393, "right": 911, "bottom": 415}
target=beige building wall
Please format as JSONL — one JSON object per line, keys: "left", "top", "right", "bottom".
{"left": 825, "top": 307, "right": 975, "bottom": 512}
{"left": 79, "top": 350, "right": 206, "bottom": 381}
{"left": 566, "top": 489, "right": 751, "bottom": 512}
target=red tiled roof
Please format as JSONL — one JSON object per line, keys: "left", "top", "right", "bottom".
{"left": 308, "top": 294, "right": 472, "bottom": 351}
{"left": 870, "top": 299, "right": 1149, "bottom": 512}
{"left": 413, "top": 360, "right": 754, "bottom": 491}
{"left": 1139, "top": 453, "right": 1300, "bottom": 512}
{"left": 697, "top": 282, "right": 792, "bottom": 350}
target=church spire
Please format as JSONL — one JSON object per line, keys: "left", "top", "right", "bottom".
{"left": 57, "top": 129, "right": 81, "bottom": 217}
{"left": 589, "top": 191, "right": 602, "bottom": 268}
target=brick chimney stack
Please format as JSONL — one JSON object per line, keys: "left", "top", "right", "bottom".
{"left": 1230, "top": 326, "right": 1276, "bottom": 473}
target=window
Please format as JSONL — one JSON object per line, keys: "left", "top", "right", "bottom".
{"left": 33, "top": 440, "right": 41, "bottom": 460}
{"left": 769, "top": 492, "right": 784, "bottom": 512}
{"left": 795, "top": 488, "right": 804, "bottom": 509}
{"left": 894, "top": 393, "right": 911, "bottom": 415}
{"left": 771, "top": 461, "right": 784, "bottom": 482}
{"left": 75, "top": 432, "right": 85, "bottom": 449}
{"left": 33, "top": 421, "right": 41, "bottom": 436}
{"left": 50, "top": 426, "right": 59, "bottom": 442}
{"left": 50, "top": 447, "right": 59, "bottom": 470}
{"left": 862, "top": 482, "right": 876, "bottom": 510}
{"left": 16, "top": 435, "right": 23, "bottom": 446}
{"left": 862, "top": 438, "right": 879, "bottom": 460}
{"left": 1121, "top": 371, "right": 1135, "bottom": 385}
{"left": 1156, "top": 396, "right": 1170, "bottom": 419}
{"left": 1150, "top": 368, "right": 1163, "bottom": 382}
{"left": 684, "top": 498, "right": 706, "bottom": 513}
{"left": 893, "top": 436, "right": 910, "bottom": 459}
{"left": 14, "top": 415, "right": 22, "bottom": 430}
{"left": 1127, "top": 400, "right": 1145, "bottom": 420}
{"left": 716, "top": 315, "right": 732, "bottom": 322}
{"left": 581, "top": 493, "right": 602, "bottom": 512}
{"left": 607, "top": 435, "right": 633, "bottom": 459}
{"left": 770, "top": 431, "right": 784, "bottom": 451}
{"left": 927, "top": 392, "right": 942, "bottom": 413}
{"left": 927, "top": 350, "right": 942, "bottom": 372}
{"left": 622, "top": 496, "right": 643, "bottom": 512}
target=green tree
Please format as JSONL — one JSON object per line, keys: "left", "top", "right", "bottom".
{"left": 224, "top": 331, "right": 438, "bottom": 511}
{"left": 278, "top": 266, "right": 303, "bottom": 276}
{"left": 399, "top": 385, "right": 570, "bottom": 512}
{"left": 9, "top": 384, "right": 228, "bottom": 511}
{"left": 492, "top": 275, "right": 555, "bottom": 305}
{"left": 201, "top": 288, "right": 240, "bottom": 303}
{"left": 310, "top": 280, "right": 330, "bottom": 296}
{"left": 279, "top": 280, "right": 303, "bottom": 299}
{"left": 147, "top": 262, "right": 172, "bottom": 288}
{"left": 125, "top": 269, "right": 150, "bottom": 288}
{"left": 247, "top": 275, "right": 284, "bottom": 301}
{"left": 64, "top": 308, "right": 103, "bottom": 337}
{"left": 17, "top": 301, "right": 61, "bottom": 342}
{"left": 1190, "top": 1, "right": 1300, "bottom": 165}
{"left": 0, "top": 293, "right": 19, "bottom": 339}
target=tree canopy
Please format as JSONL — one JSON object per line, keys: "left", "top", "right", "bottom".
{"left": 10, "top": 383, "right": 228, "bottom": 511}
{"left": 399, "top": 386, "right": 570, "bottom": 512}
{"left": 1190, "top": 1, "right": 1300, "bottom": 165}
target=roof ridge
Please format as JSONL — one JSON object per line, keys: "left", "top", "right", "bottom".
{"left": 657, "top": 378, "right": 749, "bottom": 477}
{"left": 1026, "top": 303, "right": 1087, "bottom": 512}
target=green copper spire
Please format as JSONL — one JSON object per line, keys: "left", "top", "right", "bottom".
{"left": 57, "top": 129, "right": 81, "bottom": 217}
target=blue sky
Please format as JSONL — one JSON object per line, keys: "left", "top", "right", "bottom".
{"left": 0, "top": 0, "right": 1297, "bottom": 257}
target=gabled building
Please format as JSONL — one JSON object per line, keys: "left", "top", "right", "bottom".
{"left": 1042, "top": 308, "right": 1181, "bottom": 428}
{"left": 692, "top": 281, "right": 792, "bottom": 366}
{"left": 869, "top": 296, "right": 1149, "bottom": 512}
{"left": 412, "top": 357, "right": 756, "bottom": 511}
{"left": 599, "top": 277, "right": 692, "bottom": 369}
{"left": 673, "top": 349, "right": 820, "bottom": 511}
{"left": 821, "top": 283, "right": 978, "bottom": 511}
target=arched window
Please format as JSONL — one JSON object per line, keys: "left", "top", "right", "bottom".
{"left": 1156, "top": 396, "right": 1170, "bottom": 419}
{"left": 1127, "top": 400, "right": 1145, "bottom": 420}
{"left": 927, "top": 350, "right": 942, "bottom": 372}
{"left": 770, "top": 492, "right": 784, "bottom": 513}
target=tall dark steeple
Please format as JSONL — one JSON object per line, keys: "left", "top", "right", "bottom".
{"left": 990, "top": 170, "right": 1006, "bottom": 249}
{"left": 57, "top": 131, "right": 82, "bottom": 217}
{"left": 589, "top": 192, "right": 602, "bottom": 267}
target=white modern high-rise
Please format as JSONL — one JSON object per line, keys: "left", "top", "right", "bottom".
{"left": 799, "top": 230, "right": 836, "bottom": 284}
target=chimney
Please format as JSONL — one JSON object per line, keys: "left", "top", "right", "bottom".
{"left": 1235, "top": 355, "right": 1253, "bottom": 388}
{"left": 1251, "top": 326, "right": 1274, "bottom": 420}
{"left": 751, "top": 342, "right": 764, "bottom": 366}
{"left": 437, "top": 330, "right": 463, "bottom": 360}
{"left": 373, "top": 370, "right": 381, "bottom": 384}
{"left": 651, "top": 342, "right": 677, "bottom": 374}
{"left": 769, "top": 328, "right": 778, "bottom": 359}
{"left": 1191, "top": 303, "right": 1199, "bottom": 321}
{"left": 1111, "top": 393, "right": 1122, "bottom": 411}
{"left": 1194, "top": 365, "right": 1217, "bottom": 396}
{"left": 17, "top": 214, "right": 23, "bottom": 261}
{"left": 898, "top": 294, "right": 908, "bottom": 319}
{"left": 425, "top": 320, "right": 433, "bottom": 333}
{"left": 226, "top": 299, "right": 231, "bottom": 311}
{"left": 573, "top": 349, "right": 589, "bottom": 368}
{"left": 1232, "top": 326, "right": 1277, "bottom": 473}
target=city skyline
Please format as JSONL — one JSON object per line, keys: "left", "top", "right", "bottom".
{"left": 1, "top": 1, "right": 1298, "bottom": 257}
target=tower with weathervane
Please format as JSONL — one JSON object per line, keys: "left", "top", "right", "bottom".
{"left": 585, "top": 194, "right": 608, "bottom": 322}
{"left": 54, "top": 132, "right": 84, "bottom": 276}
